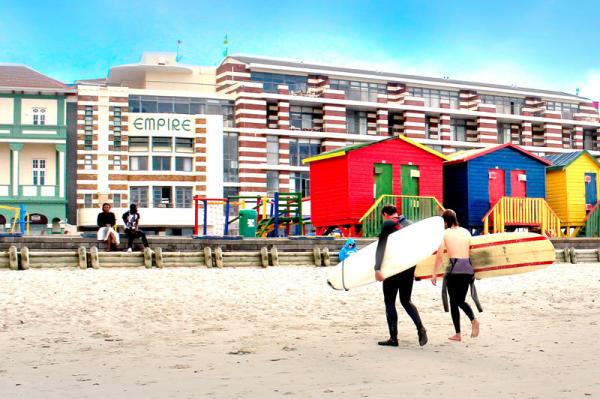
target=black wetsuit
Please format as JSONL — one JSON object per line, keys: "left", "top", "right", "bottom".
{"left": 374, "top": 216, "right": 425, "bottom": 341}
{"left": 446, "top": 258, "right": 475, "bottom": 334}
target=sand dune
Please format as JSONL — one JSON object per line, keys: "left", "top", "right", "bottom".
{"left": 1, "top": 263, "right": 599, "bottom": 398}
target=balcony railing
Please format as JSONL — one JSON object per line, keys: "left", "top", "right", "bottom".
{"left": 20, "top": 185, "right": 58, "bottom": 197}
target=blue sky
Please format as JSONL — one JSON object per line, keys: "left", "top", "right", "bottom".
{"left": 1, "top": 0, "right": 599, "bottom": 99}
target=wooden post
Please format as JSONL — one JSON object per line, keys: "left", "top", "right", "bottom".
{"left": 155, "top": 247, "right": 164, "bottom": 268}
{"left": 270, "top": 247, "right": 279, "bottom": 266}
{"left": 8, "top": 245, "right": 18, "bottom": 270}
{"left": 90, "top": 246, "right": 99, "bottom": 269}
{"left": 260, "top": 247, "right": 269, "bottom": 268}
{"left": 313, "top": 247, "right": 322, "bottom": 266}
{"left": 214, "top": 247, "right": 223, "bottom": 268}
{"left": 20, "top": 247, "right": 29, "bottom": 270}
{"left": 204, "top": 247, "right": 212, "bottom": 268}
{"left": 569, "top": 247, "right": 577, "bottom": 264}
{"left": 321, "top": 247, "right": 330, "bottom": 266}
{"left": 77, "top": 246, "right": 87, "bottom": 269}
{"left": 143, "top": 247, "right": 153, "bottom": 268}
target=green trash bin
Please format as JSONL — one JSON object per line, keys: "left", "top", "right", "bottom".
{"left": 238, "top": 209, "right": 258, "bottom": 238}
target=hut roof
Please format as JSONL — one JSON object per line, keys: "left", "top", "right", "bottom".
{"left": 444, "top": 143, "right": 552, "bottom": 166}
{"left": 302, "top": 135, "right": 448, "bottom": 164}
{"left": 544, "top": 150, "right": 600, "bottom": 171}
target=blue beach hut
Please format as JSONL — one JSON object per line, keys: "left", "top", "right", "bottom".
{"left": 443, "top": 144, "right": 554, "bottom": 234}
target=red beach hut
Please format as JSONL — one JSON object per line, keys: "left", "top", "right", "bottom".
{"left": 303, "top": 135, "right": 447, "bottom": 237}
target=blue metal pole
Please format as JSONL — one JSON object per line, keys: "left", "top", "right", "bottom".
{"left": 19, "top": 204, "right": 27, "bottom": 234}
{"left": 224, "top": 199, "right": 230, "bottom": 236}
{"left": 203, "top": 199, "right": 208, "bottom": 236}
{"left": 273, "top": 192, "right": 279, "bottom": 238}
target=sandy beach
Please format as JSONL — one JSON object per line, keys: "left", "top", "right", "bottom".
{"left": 1, "top": 263, "right": 599, "bottom": 398}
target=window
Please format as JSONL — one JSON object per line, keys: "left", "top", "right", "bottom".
{"left": 425, "top": 117, "right": 431, "bottom": 139}
{"left": 222, "top": 105, "right": 234, "bottom": 127}
{"left": 153, "top": 186, "right": 172, "bottom": 207}
{"left": 289, "top": 140, "right": 321, "bottom": 166}
{"left": 129, "top": 156, "right": 148, "bottom": 171}
{"left": 175, "top": 187, "right": 193, "bottom": 208}
{"left": 83, "top": 193, "right": 93, "bottom": 208}
{"left": 152, "top": 137, "right": 172, "bottom": 151}
{"left": 32, "top": 108, "right": 46, "bottom": 125}
{"left": 251, "top": 72, "right": 308, "bottom": 93}
{"left": 267, "top": 136, "right": 279, "bottom": 164}
{"left": 584, "top": 129, "right": 596, "bottom": 150}
{"left": 84, "top": 106, "right": 93, "bottom": 150}
{"left": 113, "top": 193, "right": 122, "bottom": 208}
{"left": 130, "top": 186, "right": 149, "bottom": 208}
{"left": 129, "top": 95, "right": 233, "bottom": 117}
{"left": 175, "top": 137, "right": 194, "bottom": 152}
{"left": 175, "top": 157, "right": 193, "bottom": 172}
{"left": 346, "top": 110, "right": 368, "bottom": 135}
{"left": 152, "top": 156, "right": 171, "bottom": 171}
{"left": 546, "top": 101, "right": 579, "bottom": 119}
{"left": 480, "top": 95, "right": 524, "bottom": 115}
{"left": 290, "top": 106, "right": 315, "bottom": 130}
{"left": 84, "top": 154, "right": 93, "bottom": 170}
{"left": 498, "top": 123, "right": 511, "bottom": 144}
{"left": 266, "top": 171, "right": 279, "bottom": 195}
{"left": 223, "top": 132, "right": 238, "bottom": 182}
{"left": 450, "top": 119, "right": 467, "bottom": 142}
{"left": 129, "top": 136, "right": 149, "bottom": 151}
{"left": 32, "top": 159, "right": 46, "bottom": 185}
{"left": 113, "top": 155, "right": 122, "bottom": 168}
{"left": 330, "top": 79, "right": 386, "bottom": 102}
{"left": 113, "top": 107, "right": 122, "bottom": 150}
{"left": 408, "top": 87, "right": 460, "bottom": 109}
{"left": 291, "top": 171, "right": 310, "bottom": 197}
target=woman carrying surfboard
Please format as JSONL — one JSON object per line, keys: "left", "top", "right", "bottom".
{"left": 431, "top": 209, "right": 480, "bottom": 342}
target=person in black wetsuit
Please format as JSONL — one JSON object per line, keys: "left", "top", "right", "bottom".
{"left": 374, "top": 205, "right": 428, "bottom": 347}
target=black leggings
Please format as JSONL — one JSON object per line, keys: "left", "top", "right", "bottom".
{"left": 382, "top": 266, "right": 423, "bottom": 339}
{"left": 447, "top": 274, "right": 475, "bottom": 333}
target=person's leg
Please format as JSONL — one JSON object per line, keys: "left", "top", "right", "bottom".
{"left": 397, "top": 267, "right": 428, "bottom": 346}
{"left": 447, "top": 274, "right": 463, "bottom": 340}
{"left": 126, "top": 229, "right": 134, "bottom": 250}
{"left": 106, "top": 234, "right": 113, "bottom": 252}
{"left": 455, "top": 275, "right": 478, "bottom": 337}
{"left": 139, "top": 231, "right": 149, "bottom": 248}
{"left": 379, "top": 274, "right": 399, "bottom": 346}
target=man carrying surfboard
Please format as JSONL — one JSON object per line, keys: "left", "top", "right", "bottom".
{"left": 374, "top": 205, "right": 428, "bottom": 347}
{"left": 431, "top": 209, "right": 480, "bottom": 341}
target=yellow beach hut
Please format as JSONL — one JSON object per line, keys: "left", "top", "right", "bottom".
{"left": 544, "top": 151, "right": 600, "bottom": 236}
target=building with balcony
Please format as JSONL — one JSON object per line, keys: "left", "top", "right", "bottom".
{"left": 71, "top": 52, "right": 600, "bottom": 234}
{"left": 0, "top": 64, "right": 72, "bottom": 233}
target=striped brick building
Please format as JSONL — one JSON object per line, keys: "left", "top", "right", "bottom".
{"left": 70, "top": 52, "right": 600, "bottom": 233}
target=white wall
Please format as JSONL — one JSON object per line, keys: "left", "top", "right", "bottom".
{"left": 0, "top": 98, "right": 14, "bottom": 124}
{"left": 0, "top": 143, "right": 10, "bottom": 184}
{"left": 21, "top": 98, "right": 58, "bottom": 125}
{"left": 205, "top": 114, "right": 224, "bottom": 198}
{"left": 19, "top": 144, "right": 57, "bottom": 185}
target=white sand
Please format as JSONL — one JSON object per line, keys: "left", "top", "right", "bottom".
{"left": 1, "top": 263, "right": 599, "bottom": 398}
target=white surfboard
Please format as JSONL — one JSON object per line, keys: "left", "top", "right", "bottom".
{"left": 327, "top": 216, "right": 445, "bottom": 290}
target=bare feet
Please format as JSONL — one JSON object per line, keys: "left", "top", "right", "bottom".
{"left": 471, "top": 319, "right": 480, "bottom": 338}
{"left": 448, "top": 333, "right": 461, "bottom": 341}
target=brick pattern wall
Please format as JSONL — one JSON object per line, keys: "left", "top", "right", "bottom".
{"left": 217, "top": 59, "right": 251, "bottom": 93}
{"left": 543, "top": 111, "right": 563, "bottom": 148}
{"left": 476, "top": 103, "right": 498, "bottom": 144}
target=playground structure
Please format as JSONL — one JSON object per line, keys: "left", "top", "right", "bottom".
{"left": 193, "top": 192, "right": 305, "bottom": 237}
{"left": 0, "top": 204, "right": 29, "bottom": 235}
{"left": 359, "top": 194, "right": 445, "bottom": 237}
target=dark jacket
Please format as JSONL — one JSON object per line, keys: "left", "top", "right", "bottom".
{"left": 374, "top": 215, "right": 411, "bottom": 271}
{"left": 97, "top": 212, "right": 116, "bottom": 228}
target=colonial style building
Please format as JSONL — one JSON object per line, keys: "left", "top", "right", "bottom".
{"left": 71, "top": 52, "right": 599, "bottom": 234}
{"left": 0, "top": 64, "right": 72, "bottom": 233}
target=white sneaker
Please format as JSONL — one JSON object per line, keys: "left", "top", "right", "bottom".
{"left": 127, "top": 248, "right": 132, "bottom": 253}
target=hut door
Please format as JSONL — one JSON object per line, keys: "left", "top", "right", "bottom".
{"left": 488, "top": 169, "right": 505, "bottom": 206}
{"left": 401, "top": 165, "right": 419, "bottom": 196}
{"left": 510, "top": 170, "right": 527, "bottom": 197}
{"left": 374, "top": 163, "right": 393, "bottom": 200}
{"left": 585, "top": 173, "right": 597, "bottom": 210}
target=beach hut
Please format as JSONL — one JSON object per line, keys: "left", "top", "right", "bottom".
{"left": 303, "top": 135, "right": 447, "bottom": 237}
{"left": 544, "top": 151, "right": 600, "bottom": 236}
{"left": 443, "top": 144, "right": 557, "bottom": 235}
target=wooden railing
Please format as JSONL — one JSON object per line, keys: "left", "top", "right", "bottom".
{"left": 360, "top": 195, "right": 445, "bottom": 237}
{"left": 582, "top": 202, "right": 600, "bottom": 237}
{"left": 482, "top": 197, "right": 562, "bottom": 237}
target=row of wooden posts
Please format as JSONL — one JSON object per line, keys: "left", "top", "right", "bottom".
{"left": 0, "top": 246, "right": 338, "bottom": 270}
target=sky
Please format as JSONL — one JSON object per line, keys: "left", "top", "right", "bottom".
{"left": 1, "top": 0, "right": 599, "bottom": 99}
